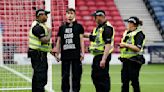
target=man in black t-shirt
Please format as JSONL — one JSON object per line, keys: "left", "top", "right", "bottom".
{"left": 54, "top": 8, "right": 84, "bottom": 92}
{"left": 28, "top": 9, "right": 52, "bottom": 92}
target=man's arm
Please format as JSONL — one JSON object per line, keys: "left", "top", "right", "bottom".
{"left": 80, "top": 34, "right": 85, "bottom": 61}
{"left": 120, "top": 43, "right": 141, "bottom": 52}
{"left": 100, "top": 43, "right": 113, "bottom": 68}
{"left": 103, "top": 44, "right": 112, "bottom": 59}
{"left": 119, "top": 31, "right": 145, "bottom": 52}
{"left": 100, "top": 26, "right": 114, "bottom": 68}
{"left": 51, "top": 37, "right": 61, "bottom": 62}
{"left": 78, "top": 24, "right": 85, "bottom": 61}
{"left": 40, "top": 28, "right": 52, "bottom": 43}
{"left": 83, "top": 33, "right": 90, "bottom": 38}
{"left": 32, "top": 25, "right": 52, "bottom": 44}
{"left": 55, "top": 37, "right": 61, "bottom": 54}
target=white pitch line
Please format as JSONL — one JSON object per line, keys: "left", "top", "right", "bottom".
{"left": 69, "top": 72, "right": 164, "bottom": 75}
{"left": 110, "top": 72, "right": 164, "bottom": 74}
{"left": 53, "top": 82, "right": 164, "bottom": 85}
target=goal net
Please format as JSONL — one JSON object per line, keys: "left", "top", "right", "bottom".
{"left": 0, "top": 0, "right": 68, "bottom": 91}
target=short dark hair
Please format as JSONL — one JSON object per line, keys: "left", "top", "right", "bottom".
{"left": 91, "top": 10, "right": 105, "bottom": 16}
{"left": 66, "top": 8, "right": 76, "bottom": 13}
{"left": 36, "top": 9, "right": 50, "bottom": 17}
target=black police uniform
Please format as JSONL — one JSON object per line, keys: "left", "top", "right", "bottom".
{"left": 121, "top": 31, "right": 145, "bottom": 92}
{"left": 90, "top": 21, "right": 114, "bottom": 92}
{"left": 28, "top": 21, "right": 48, "bottom": 92}
{"left": 57, "top": 21, "right": 84, "bottom": 92}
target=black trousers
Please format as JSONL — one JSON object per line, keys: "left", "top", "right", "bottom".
{"left": 91, "top": 54, "right": 111, "bottom": 92}
{"left": 30, "top": 50, "right": 48, "bottom": 92}
{"left": 61, "top": 59, "right": 82, "bottom": 92}
{"left": 121, "top": 60, "right": 142, "bottom": 92}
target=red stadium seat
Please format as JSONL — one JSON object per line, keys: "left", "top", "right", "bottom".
{"left": 81, "top": 11, "right": 90, "bottom": 15}
{"left": 96, "top": 1, "right": 106, "bottom": 6}
{"left": 106, "top": 2, "right": 115, "bottom": 6}
{"left": 76, "top": 16, "right": 83, "bottom": 21}
{"left": 114, "top": 36, "right": 121, "bottom": 43}
{"left": 86, "top": 1, "right": 95, "bottom": 6}
{"left": 86, "top": 26, "right": 94, "bottom": 32}
{"left": 75, "top": 0, "right": 125, "bottom": 53}
{"left": 1, "top": 0, "right": 125, "bottom": 53}
{"left": 76, "top": 1, "right": 85, "bottom": 6}
{"left": 111, "top": 11, "right": 120, "bottom": 16}
{"left": 84, "top": 21, "right": 95, "bottom": 26}
{"left": 1, "top": 0, "right": 47, "bottom": 53}
{"left": 113, "top": 16, "right": 122, "bottom": 21}
{"left": 88, "top": 6, "right": 97, "bottom": 11}
{"left": 98, "top": 6, "right": 110, "bottom": 11}
{"left": 79, "top": 6, "right": 88, "bottom": 11}
{"left": 116, "top": 26, "right": 126, "bottom": 32}
{"left": 82, "top": 16, "right": 92, "bottom": 20}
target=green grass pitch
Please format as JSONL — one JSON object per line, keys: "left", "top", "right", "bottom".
{"left": 53, "top": 64, "right": 164, "bottom": 92}
{"left": 0, "top": 64, "right": 164, "bottom": 92}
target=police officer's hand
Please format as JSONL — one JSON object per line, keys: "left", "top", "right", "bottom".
{"left": 119, "top": 43, "right": 128, "bottom": 48}
{"left": 47, "top": 27, "right": 52, "bottom": 32}
{"left": 50, "top": 52, "right": 60, "bottom": 62}
{"left": 100, "top": 59, "right": 106, "bottom": 69}
{"left": 89, "top": 35, "right": 96, "bottom": 42}
{"left": 80, "top": 54, "right": 84, "bottom": 61}
{"left": 54, "top": 53, "right": 60, "bottom": 62}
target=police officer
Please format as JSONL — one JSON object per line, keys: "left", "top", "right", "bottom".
{"left": 119, "top": 16, "right": 145, "bottom": 92}
{"left": 84, "top": 10, "right": 115, "bottom": 92}
{"left": 54, "top": 8, "right": 84, "bottom": 92}
{"left": 28, "top": 9, "right": 52, "bottom": 92}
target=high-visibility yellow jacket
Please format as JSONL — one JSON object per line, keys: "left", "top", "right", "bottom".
{"left": 120, "top": 27, "right": 145, "bottom": 58}
{"left": 89, "top": 21, "right": 114, "bottom": 55}
{"left": 29, "top": 21, "right": 51, "bottom": 52}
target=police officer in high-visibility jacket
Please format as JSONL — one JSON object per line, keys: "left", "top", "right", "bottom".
{"left": 84, "top": 10, "right": 115, "bottom": 92}
{"left": 28, "top": 9, "right": 52, "bottom": 92}
{"left": 119, "top": 16, "right": 145, "bottom": 92}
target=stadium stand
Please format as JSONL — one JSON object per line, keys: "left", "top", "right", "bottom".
{"left": 0, "top": 0, "right": 68, "bottom": 63}
{"left": 115, "top": 0, "right": 163, "bottom": 43}
{"left": 0, "top": 0, "right": 45, "bottom": 63}
{"left": 143, "top": 0, "right": 164, "bottom": 39}
{"left": 75, "top": 0, "right": 126, "bottom": 53}
{"left": 0, "top": 0, "right": 125, "bottom": 56}
{"left": 0, "top": 0, "right": 68, "bottom": 91}
{"left": 0, "top": 0, "right": 64, "bottom": 91}
{"left": 51, "top": 0, "right": 68, "bottom": 43}
{"left": 148, "top": 43, "right": 164, "bottom": 64}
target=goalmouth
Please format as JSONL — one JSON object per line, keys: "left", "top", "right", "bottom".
{"left": 0, "top": 0, "right": 75, "bottom": 91}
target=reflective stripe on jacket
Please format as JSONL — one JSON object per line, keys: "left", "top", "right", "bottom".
{"left": 120, "top": 26, "right": 145, "bottom": 58}
{"left": 89, "top": 21, "right": 115, "bottom": 55}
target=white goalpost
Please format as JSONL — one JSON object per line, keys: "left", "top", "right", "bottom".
{"left": 0, "top": 31, "right": 3, "bottom": 66}
{"left": 0, "top": 31, "right": 31, "bottom": 91}
{"left": 0, "top": 0, "right": 70, "bottom": 91}
{"left": 45, "top": 0, "right": 54, "bottom": 92}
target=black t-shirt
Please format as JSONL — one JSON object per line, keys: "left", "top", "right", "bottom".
{"left": 57, "top": 21, "right": 84, "bottom": 60}
{"left": 123, "top": 31, "right": 145, "bottom": 49}
{"left": 32, "top": 23, "right": 45, "bottom": 39}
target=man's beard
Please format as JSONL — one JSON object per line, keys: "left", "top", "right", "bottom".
{"left": 42, "top": 19, "right": 47, "bottom": 23}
